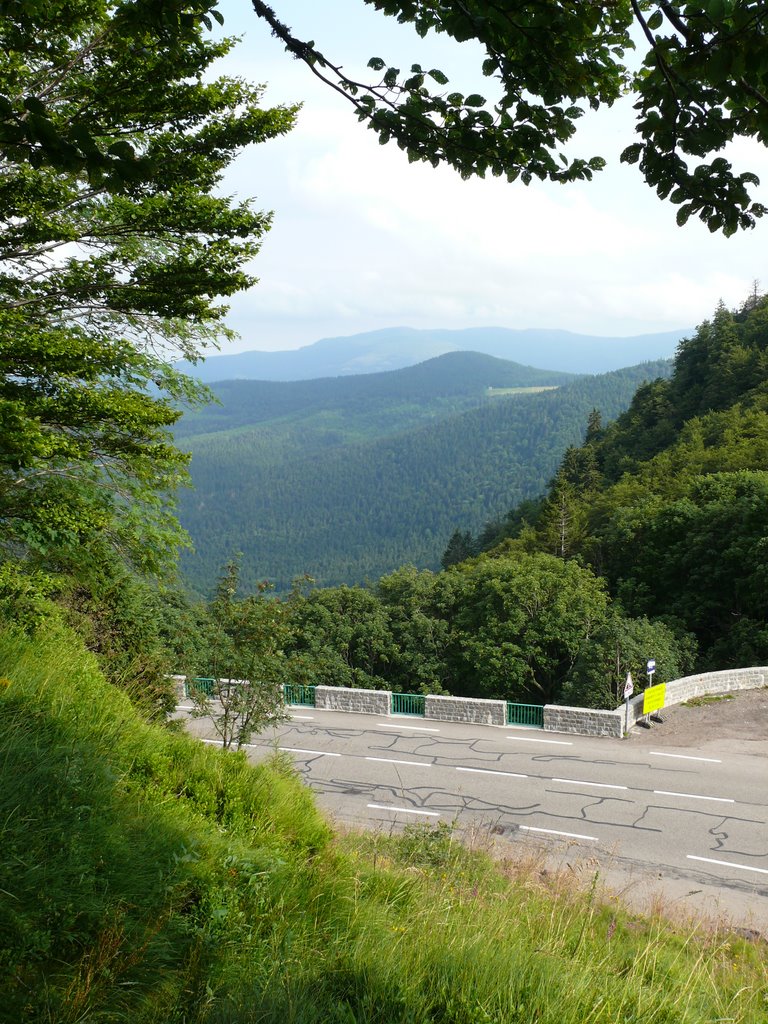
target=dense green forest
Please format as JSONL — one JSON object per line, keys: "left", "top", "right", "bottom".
{"left": 177, "top": 354, "right": 670, "bottom": 592}
{"left": 174, "top": 351, "right": 576, "bottom": 439}
{"left": 471, "top": 294, "right": 768, "bottom": 673}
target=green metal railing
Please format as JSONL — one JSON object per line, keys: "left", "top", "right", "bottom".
{"left": 391, "top": 692, "right": 426, "bottom": 716}
{"left": 506, "top": 702, "right": 544, "bottom": 728}
{"left": 184, "top": 676, "right": 216, "bottom": 698}
{"left": 284, "top": 684, "right": 317, "bottom": 707}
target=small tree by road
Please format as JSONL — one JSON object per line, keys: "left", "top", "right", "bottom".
{"left": 188, "top": 561, "right": 290, "bottom": 750}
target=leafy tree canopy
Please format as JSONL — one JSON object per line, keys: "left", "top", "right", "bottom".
{"left": 252, "top": 1, "right": 768, "bottom": 234}
{"left": 187, "top": 560, "right": 292, "bottom": 748}
{"left": 0, "top": 1, "right": 296, "bottom": 576}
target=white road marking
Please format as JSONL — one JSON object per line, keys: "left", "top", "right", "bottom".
{"left": 456, "top": 766, "right": 528, "bottom": 779}
{"left": 687, "top": 855, "right": 768, "bottom": 876}
{"left": 507, "top": 736, "right": 573, "bottom": 746}
{"left": 279, "top": 746, "right": 341, "bottom": 757}
{"left": 378, "top": 723, "right": 440, "bottom": 732}
{"left": 553, "top": 778, "right": 628, "bottom": 791}
{"left": 520, "top": 825, "right": 598, "bottom": 841}
{"left": 367, "top": 803, "right": 440, "bottom": 817}
{"left": 654, "top": 790, "right": 734, "bottom": 803}
{"left": 291, "top": 714, "right": 315, "bottom": 720}
{"left": 650, "top": 751, "right": 722, "bottom": 763}
{"left": 365, "top": 757, "right": 432, "bottom": 768}
{"left": 176, "top": 704, "right": 195, "bottom": 711}
{"left": 201, "top": 738, "right": 223, "bottom": 745}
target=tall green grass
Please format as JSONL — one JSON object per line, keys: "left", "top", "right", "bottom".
{"left": 0, "top": 625, "right": 765, "bottom": 1023}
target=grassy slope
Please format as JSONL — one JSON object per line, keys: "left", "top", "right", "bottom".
{"left": 1, "top": 627, "right": 765, "bottom": 1023}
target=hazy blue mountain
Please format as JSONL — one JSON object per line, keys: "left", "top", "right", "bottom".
{"left": 177, "top": 325, "right": 689, "bottom": 382}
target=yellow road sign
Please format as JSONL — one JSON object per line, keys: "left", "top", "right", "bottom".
{"left": 642, "top": 683, "right": 666, "bottom": 714}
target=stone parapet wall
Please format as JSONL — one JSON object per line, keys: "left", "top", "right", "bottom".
{"left": 624, "top": 666, "right": 767, "bottom": 730}
{"left": 425, "top": 694, "right": 506, "bottom": 726}
{"left": 665, "top": 667, "right": 765, "bottom": 701}
{"left": 314, "top": 685, "right": 392, "bottom": 716}
{"left": 176, "top": 667, "right": 766, "bottom": 738}
{"left": 558, "top": 666, "right": 768, "bottom": 735}
{"left": 543, "top": 705, "right": 624, "bottom": 738}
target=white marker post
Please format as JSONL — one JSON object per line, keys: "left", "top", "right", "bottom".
{"left": 623, "top": 671, "right": 633, "bottom": 735}
{"left": 646, "top": 659, "right": 662, "bottom": 722}
{"left": 640, "top": 658, "right": 656, "bottom": 726}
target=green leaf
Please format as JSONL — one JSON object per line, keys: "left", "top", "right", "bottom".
{"left": 676, "top": 204, "right": 693, "bottom": 226}
{"left": 23, "top": 95, "right": 48, "bottom": 116}
{"left": 620, "top": 143, "right": 643, "bottom": 165}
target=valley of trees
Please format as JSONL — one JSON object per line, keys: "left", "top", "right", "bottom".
{"left": 177, "top": 355, "right": 670, "bottom": 592}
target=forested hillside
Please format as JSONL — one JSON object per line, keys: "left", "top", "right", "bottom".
{"left": 177, "top": 356, "right": 670, "bottom": 592}
{"left": 175, "top": 351, "right": 575, "bottom": 441}
{"left": 473, "top": 295, "right": 768, "bottom": 674}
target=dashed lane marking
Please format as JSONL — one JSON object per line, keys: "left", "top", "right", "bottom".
{"left": 687, "top": 855, "right": 768, "bottom": 876}
{"left": 654, "top": 790, "right": 734, "bottom": 803}
{"left": 650, "top": 751, "right": 722, "bottom": 763}
{"left": 456, "top": 766, "right": 528, "bottom": 779}
{"left": 365, "top": 757, "right": 432, "bottom": 767}
{"left": 520, "top": 825, "right": 598, "bottom": 841}
{"left": 367, "top": 803, "right": 440, "bottom": 817}
{"left": 553, "top": 778, "right": 628, "bottom": 791}
{"left": 377, "top": 723, "right": 440, "bottom": 732}
{"left": 507, "top": 736, "right": 573, "bottom": 746}
{"left": 279, "top": 746, "right": 341, "bottom": 757}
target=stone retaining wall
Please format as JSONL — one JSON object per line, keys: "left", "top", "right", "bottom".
{"left": 543, "top": 705, "right": 624, "bottom": 738}
{"left": 425, "top": 694, "right": 506, "bottom": 726}
{"left": 624, "top": 666, "right": 767, "bottom": 730}
{"left": 175, "top": 667, "right": 766, "bottom": 737}
{"left": 314, "top": 685, "right": 391, "bottom": 716}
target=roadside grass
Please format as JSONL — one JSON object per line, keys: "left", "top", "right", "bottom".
{"left": 682, "top": 693, "right": 736, "bottom": 706}
{"left": 1, "top": 625, "right": 766, "bottom": 1023}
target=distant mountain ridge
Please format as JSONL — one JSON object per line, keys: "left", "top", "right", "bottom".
{"left": 177, "top": 325, "right": 689, "bottom": 382}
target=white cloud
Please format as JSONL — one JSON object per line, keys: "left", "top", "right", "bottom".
{"left": 212, "top": 1, "right": 768, "bottom": 351}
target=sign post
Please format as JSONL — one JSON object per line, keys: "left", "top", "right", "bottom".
{"left": 623, "top": 671, "right": 633, "bottom": 735}
{"left": 642, "top": 682, "right": 666, "bottom": 721}
{"left": 645, "top": 659, "right": 662, "bottom": 722}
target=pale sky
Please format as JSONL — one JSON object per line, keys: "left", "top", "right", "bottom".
{"left": 212, "top": 0, "right": 768, "bottom": 352}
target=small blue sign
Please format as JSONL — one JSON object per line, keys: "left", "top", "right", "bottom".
{"left": 647, "top": 659, "right": 656, "bottom": 674}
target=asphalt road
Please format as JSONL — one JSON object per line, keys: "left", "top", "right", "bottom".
{"left": 179, "top": 704, "right": 768, "bottom": 929}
